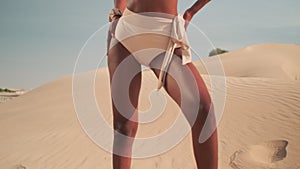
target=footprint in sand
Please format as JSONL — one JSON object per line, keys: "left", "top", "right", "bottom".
{"left": 11, "top": 164, "right": 26, "bottom": 169}
{"left": 229, "top": 140, "right": 288, "bottom": 169}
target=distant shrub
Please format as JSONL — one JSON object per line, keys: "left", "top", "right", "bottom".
{"left": 0, "top": 88, "right": 15, "bottom": 93}
{"left": 209, "top": 48, "right": 228, "bottom": 57}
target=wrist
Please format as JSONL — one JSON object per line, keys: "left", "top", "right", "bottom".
{"left": 183, "top": 9, "right": 193, "bottom": 22}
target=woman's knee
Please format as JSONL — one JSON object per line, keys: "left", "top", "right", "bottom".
{"left": 114, "top": 120, "right": 138, "bottom": 137}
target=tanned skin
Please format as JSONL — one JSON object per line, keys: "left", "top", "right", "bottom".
{"left": 108, "top": 0, "right": 217, "bottom": 169}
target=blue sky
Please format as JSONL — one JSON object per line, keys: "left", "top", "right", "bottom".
{"left": 0, "top": 0, "right": 299, "bottom": 89}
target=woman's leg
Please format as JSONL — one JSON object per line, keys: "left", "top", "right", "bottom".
{"left": 107, "top": 40, "right": 142, "bottom": 169}
{"left": 149, "top": 52, "right": 218, "bottom": 169}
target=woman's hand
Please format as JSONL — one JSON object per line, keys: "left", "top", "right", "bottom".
{"left": 183, "top": 10, "right": 193, "bottom": 30}
{"left": 107, "top": 8, "right": 122, "bottom": 55}
{"left": 108, "top": 8, "right": 123, "bottom": 38}
{"left": 183, "top": 0, "right": 212, "bottom": 29}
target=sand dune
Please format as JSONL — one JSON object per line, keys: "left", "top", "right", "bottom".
{"left": 195, "top": 44, "right": 300, "bottom": 80}
{"left": 0, "top": 43, "right": 300, "bottom": 169}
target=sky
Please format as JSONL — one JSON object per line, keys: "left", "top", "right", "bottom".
{"left": 0, "top": 0, "right": 299, "bottom": 89}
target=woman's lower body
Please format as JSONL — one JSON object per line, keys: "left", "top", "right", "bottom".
{"left": 107, "top": 8, "right": 218, "bottom": 169}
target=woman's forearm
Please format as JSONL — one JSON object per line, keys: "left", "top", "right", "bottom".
{"left": 183, "top": 0, "right": 211, "bottom": 26}
{"left": 186, "top": 0, "right": 211, "bottom": 17}
{"left": 114, "top": 0, "right": 127, "bottom": 11}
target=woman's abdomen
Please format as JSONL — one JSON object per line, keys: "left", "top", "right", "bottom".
{"left": 127, "top": 0, "right": 178, "bottom": 15}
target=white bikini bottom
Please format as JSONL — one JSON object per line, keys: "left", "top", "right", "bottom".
{"left": 111, "top": 8, "right": 192, "bottom": 90}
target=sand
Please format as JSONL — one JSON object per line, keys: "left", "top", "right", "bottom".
{"left": 0, "top": 43, "right": 299, "bottom": 169}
